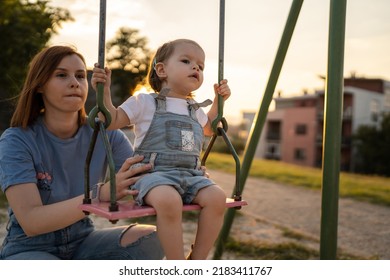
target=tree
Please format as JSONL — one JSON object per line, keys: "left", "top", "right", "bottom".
{"left": 0, "top": 0, "right": 73, "bottom": 130}
{"left": 353, "top": 113, "right": 390, "bottom": 177}
{"left": 105, "top": 27, "right": 152, "bottom": 105}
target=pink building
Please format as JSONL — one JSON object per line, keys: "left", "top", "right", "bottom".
{"left": 244, "top": 77, "right": 390, "bottom": 172}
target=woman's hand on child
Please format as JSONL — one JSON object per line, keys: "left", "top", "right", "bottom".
{"left": 98, "top": 155, "right": 152, "bottom": 201}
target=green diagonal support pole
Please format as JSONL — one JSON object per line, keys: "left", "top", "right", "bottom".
{"left": 320, "top": 0, "right": 347, "bottom": 260}
{"left": 213, "top": 0, "right": 304, "bottom": 259}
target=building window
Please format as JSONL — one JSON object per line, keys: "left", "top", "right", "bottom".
{"left": 384, "top": 87, "right": 390, "bottom": 110}
{"left": 267, "top": 121, "right": 281, "bottom": 140}
{"left": 294, "top": 148, "right": 306, "bottom": 161}
{"left": 265, "top": 143, "right": 280, "bottom": 160}
{"left": 295, "top": 124, "right": 307, "bottom": 135}
{"left": 370, "top": 99, "right": 379, "bottom": 122}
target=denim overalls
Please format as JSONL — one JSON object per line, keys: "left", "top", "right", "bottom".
{"left": 131, "top": 89, "right": 215, "bottom": 205}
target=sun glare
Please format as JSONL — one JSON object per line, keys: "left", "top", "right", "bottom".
{"left": 133, "top": 85, "right": 153, "bottom": 96}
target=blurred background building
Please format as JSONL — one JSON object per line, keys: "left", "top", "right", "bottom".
{"left": 241, "top": 76, "right": 390, "bottom": 172}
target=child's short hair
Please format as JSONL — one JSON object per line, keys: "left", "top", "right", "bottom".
{"left": 147, "top": 39, "right": 204, "bottom": 93}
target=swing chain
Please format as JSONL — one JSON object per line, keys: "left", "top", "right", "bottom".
{"left": 203, "top": 91, "right": 242, "bottom": 204}
{"left": 88, "top": 83, "right": 112, "bottom": 129}
{"left": 212, "top": 116, "right": 229, "bottom": 136}
{"left": 202, "top": 116, "right": 242, "bottom": 205}
{"left": 84, "top": 71, "right": 118, "bottom": 213}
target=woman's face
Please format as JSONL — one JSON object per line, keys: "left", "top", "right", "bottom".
{"left": 40, "top": 54, "right": 88, "bottom": 116}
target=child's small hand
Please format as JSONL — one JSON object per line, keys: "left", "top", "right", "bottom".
{"left": 213, "top": 79, "right": 231, "bottom": 101}
{"left": 91, "top": 63, "right": 112, "bottom": 92}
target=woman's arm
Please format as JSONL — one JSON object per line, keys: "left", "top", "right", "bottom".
{"left": 5, "top": 183, "right": 86, "bottom": 236}
{"left": 5, "top": 155, "right": 151, "bottom": 237}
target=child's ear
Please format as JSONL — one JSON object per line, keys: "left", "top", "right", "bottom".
{"left": 154, "top": 62, "right": 167, "bottom": 78}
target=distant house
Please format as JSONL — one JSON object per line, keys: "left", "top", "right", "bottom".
{"left": 242, "top": 76, "right": 390, "bottom": 172}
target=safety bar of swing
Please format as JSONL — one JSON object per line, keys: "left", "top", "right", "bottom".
{"left": 213, "top": 0, "right": 304, "bottom": 260}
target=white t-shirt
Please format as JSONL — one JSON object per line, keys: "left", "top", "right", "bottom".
{"left": 119, "top": 93, "right": 209, "bottom": 148}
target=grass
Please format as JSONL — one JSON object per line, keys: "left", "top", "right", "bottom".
{"left": 224, "top": 238, "right": 371, "bottom": 260}
{"left": 0, "top": 194, "right": 7, "bottom": 209}
{"left": 204, "top": 152, "right": 390, "bottom": 207}
{"left": 226, "top": 238, "right": 320, "bottom": 260}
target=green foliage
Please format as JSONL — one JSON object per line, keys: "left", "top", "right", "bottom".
{"left": 0, "top": 0, "right": 73, "bottom": 130}
{"left": 106, "top": 27, "right": 151, "bottom": 71}
{"left": 353, "top": 113, "right": 390, "bottom": 177}
{"left": 110, "top": 69, "right": 145, "bottom": 106}
{"left": 205, "top": 135, "right": 246, "bottom": 155}
{"left": 106, "top": 27, "right": 152, "bottom": 103}
{"left": 0, "top": 192, "right": 7, "bottom": 208}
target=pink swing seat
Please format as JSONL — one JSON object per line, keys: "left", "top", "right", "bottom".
{"left": 79, "top": 198, "right": 248, "bottom": 221}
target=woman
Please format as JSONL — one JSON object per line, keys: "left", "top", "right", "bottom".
{"left": 0, "top": 45, "right": 163, "bottom": 260}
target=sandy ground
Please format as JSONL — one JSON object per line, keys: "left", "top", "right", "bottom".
{"left": 209, "top": 170, "right": 390, "bottom": 259}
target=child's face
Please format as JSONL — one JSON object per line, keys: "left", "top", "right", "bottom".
{"left": 161, "top": 42, "right": 205, "bottom": 97}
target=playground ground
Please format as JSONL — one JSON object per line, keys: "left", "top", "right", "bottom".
{"left": 207, "top": 169, "right": 390, "bottom": 260}
{"left": 1, "top": 169, "right": 389, "bottom": 259}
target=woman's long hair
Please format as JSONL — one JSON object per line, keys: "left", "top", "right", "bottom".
{"left": 10, "top": 45, "right": 88, "bottom": 128}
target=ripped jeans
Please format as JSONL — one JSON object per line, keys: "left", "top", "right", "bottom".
{"left": 0, "top": 217, "right": 163, "bottom": 260}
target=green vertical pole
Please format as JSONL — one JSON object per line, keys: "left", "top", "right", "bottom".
{"left": 320, "top": 0, "right": 347, "bottom": 260}
{"left": 213, "top": 0, "right": 304, "bottom": 259}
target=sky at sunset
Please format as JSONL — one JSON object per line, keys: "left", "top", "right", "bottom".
{"left": 49, "top": 0, "right": 390, "bottom": 124}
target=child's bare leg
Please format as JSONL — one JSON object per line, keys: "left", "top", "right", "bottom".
{"left": 144, "top": 185, "right": 185, "bottom": 259}
{"left": 190, "top": 185, "right": 226, "bottom": 259}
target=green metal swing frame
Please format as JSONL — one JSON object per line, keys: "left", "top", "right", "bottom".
{"left": 81, "top": 0, "right": 347, "bottom": 260}
{"left": 81, "top": 0, "right": 246, "bottom": 225}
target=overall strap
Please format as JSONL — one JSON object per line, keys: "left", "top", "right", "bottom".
{"left": 153, "top": 88, "right": 170, "bottom": 112}
{"left": 154, "top": 88, "right": 213, "bottom": 119}
{"left": 187, "top": 98, "right": 213, "bottom": 121}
